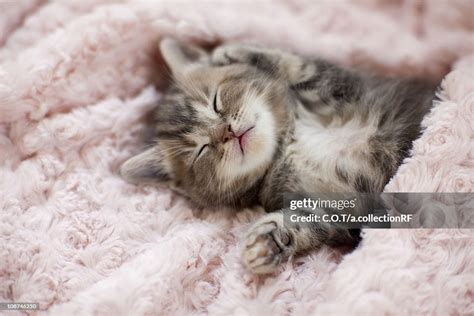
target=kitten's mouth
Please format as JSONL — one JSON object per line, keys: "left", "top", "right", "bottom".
{"left": 236, "top": 126, "right": 255, "bottom": 155}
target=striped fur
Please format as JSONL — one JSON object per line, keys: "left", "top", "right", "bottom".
{"left": 121, "top": 39, "right": 435, "bottom": 274}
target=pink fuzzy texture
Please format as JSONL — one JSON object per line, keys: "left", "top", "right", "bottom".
{"left": 0, "top": 0, "right": 473, "bottom": 315}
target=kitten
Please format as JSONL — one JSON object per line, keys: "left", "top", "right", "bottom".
{"left": 120, "top": 38, "right": 435, "bottom": 274}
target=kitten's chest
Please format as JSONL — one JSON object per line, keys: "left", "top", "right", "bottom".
{"left": 286, "top": 106, "right": 376, "bottom": 190}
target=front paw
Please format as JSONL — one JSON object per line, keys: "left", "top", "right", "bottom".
{"left": 241, "top": 219, "right": 293, "bottom": 274}
{"left": 211, "top": 45, "right": 251, "bottom": 66}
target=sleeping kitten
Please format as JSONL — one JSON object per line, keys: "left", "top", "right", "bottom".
{"left": 120, "top": 38, "right": 434, "bottom": 274}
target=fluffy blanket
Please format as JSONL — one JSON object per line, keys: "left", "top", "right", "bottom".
{"left": 1, "top": 0, "right": 473, "bottom": 315}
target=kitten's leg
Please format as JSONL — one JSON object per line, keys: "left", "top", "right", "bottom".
{"left": 212, "top": 44, "right": 315, "bottom": 85}
{"left": 242, "top": 209, "right": 360, "bottom": 274}
{"left": 241, "top": 212, "right": 294, "bottom": 274}
{"left": 212, "top": 44, "right": 364, "bottom": 109}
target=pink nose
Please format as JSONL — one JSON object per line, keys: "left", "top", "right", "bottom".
{"left": 221, "top": 124, "right": 235, "bottom": 143}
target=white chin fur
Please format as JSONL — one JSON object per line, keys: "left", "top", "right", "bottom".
{"left": 220, "top": 97, "right": 277, "bottom": 179}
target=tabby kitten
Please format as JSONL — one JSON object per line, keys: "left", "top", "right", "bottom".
{"left": 120, "top": 38, "right": 434, "bottom": 274}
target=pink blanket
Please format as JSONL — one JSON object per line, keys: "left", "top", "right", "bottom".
{"left": 1, "top": 0, "right": 472, "bottom": 315}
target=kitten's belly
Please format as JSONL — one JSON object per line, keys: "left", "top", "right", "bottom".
{"left": 288, "top": 108, "right": 377, "bottom": 192}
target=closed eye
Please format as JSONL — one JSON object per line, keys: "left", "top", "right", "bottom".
{"left": 213, "top": 90, "right": 219, "bottom": 113}
{"left": 197, "top": 144, "right": 209, "bottom": 158}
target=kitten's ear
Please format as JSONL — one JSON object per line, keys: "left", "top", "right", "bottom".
{"left": 159, "top": 38, "right": 209, "bottom": 75}
{"left": 120, "top": 147, "right": 173, "bottom": 185}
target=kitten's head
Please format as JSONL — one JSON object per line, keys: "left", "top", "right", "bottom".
{"left": 121, "top": 38, "right": 293, "bottom": 208}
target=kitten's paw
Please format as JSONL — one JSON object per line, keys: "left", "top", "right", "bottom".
{"left": 241, "top": 218, "right": 293, "bottom": 274}
{"left": 211, "top": 45, "right": 253, "bottom": 66}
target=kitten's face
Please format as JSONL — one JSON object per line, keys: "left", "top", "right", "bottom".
{"left": 121, "top": 39, "right": 292, "bottom": 207}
